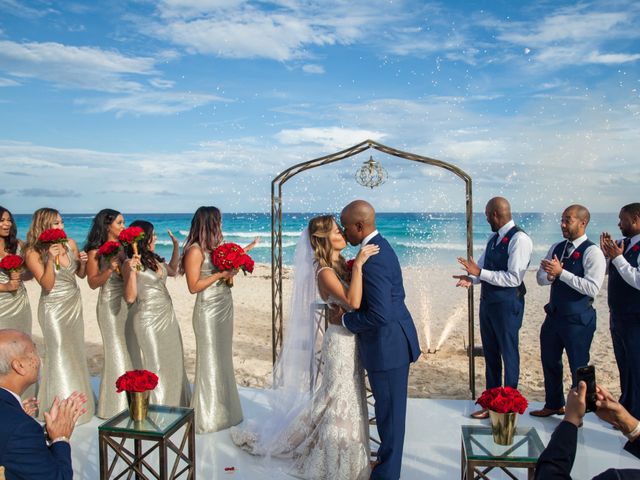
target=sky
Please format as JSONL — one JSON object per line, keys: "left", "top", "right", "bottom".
{"left": 0, "top": 0, "right": 638, "bottom": 214}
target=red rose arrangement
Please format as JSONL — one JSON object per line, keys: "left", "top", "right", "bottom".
{"left": 0, "top": 254, "right": 24, "bottom": 273}
{"left": 501, "top": 236, "right": 510, "bottom": 244}
{"left": 118, "top": 226, "right": 145, "bottom": 270}
{"left": 115, "top": 369, "right": 159, "bottom": 393}
{"left": 476, "top": 386, "right": 528, "bottom": 414}
{"left": 38, "top": 228, "right": 68, "bottom": 270}
{"left": 211, "top": 242, "right": 254, "bottom": 287}
{"left": 97, "top": 241, "right": 122, "bottom": 273}
{"left": 572, "top": 251, "right": 581, "bottom": 260}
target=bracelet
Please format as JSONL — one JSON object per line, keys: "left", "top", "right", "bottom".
{"left": 51, "top": 436, "right": 70, "bottom": 444}
{"left": 624, "top": 421, "right": 640, "bottom": 441}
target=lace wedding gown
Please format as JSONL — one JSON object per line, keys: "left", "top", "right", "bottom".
{"left": 231, "top": 268, "right": 370, "bottom": 480}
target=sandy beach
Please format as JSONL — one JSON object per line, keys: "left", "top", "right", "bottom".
{"left": 24, "top": 263, "right": 619, "bottom": 402}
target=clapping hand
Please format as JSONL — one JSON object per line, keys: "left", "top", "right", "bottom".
{"left": 22, "top": 396, "right": 38, "bottom": 417}
{"left": 600, "top": 232, "right": 623, "bottom": 259}
{"left": 452, "top": 274, "right": 472, "bottom": 288}
{"left": 541, "top": 255, "right": 563, "bottom": 278}
{"left": 44, "top": 391, "right": 88, "bottom": 441}
{"left": 457, "top": 256, "right": 480, "bottom": 276}
{"left": 167, "top": 229, "right": 179, "bottom": 247}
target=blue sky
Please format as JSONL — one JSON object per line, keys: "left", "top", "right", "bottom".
{"left": 0, "top": 0, "right": 638, "bottom": 213}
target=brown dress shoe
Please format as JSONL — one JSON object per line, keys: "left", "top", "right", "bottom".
{"left": 470, "top": 408, "right": 489, "bottom": 419}
{"left": 529, "top": 407, "right": 565, "bottom": 417}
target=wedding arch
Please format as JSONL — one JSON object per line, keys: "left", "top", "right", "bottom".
{"left": 270, "top": 139, "right": 478, "bottom": 397}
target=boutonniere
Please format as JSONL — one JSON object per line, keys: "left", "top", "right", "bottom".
{"left": 501, "top": 236, "right": 510, "bottom": 244}
{"left": 632, "top": 244, "right": 640, "bottom": 252}
{"left": 572, "top": 251, "right": 581, "bottom": 260}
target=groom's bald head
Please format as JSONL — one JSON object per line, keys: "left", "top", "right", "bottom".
{"left": 340, "top": 200, "right": 376, "bottom": 246}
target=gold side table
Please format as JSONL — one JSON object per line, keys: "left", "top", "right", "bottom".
{"left": 99, "top": 405, "right": 195, "bottom": 479}
{"left": 461, "top": 425, "right": 544, "bottom": 480}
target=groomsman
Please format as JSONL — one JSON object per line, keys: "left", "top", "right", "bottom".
{"left": 601, "top": 203, "right": 640, "bottom": 419}
{"left": 531, "top": 204, "right": 606, "bottom": 417}
{"left": 454, "top": 197, "right": 532, "bottom": 419}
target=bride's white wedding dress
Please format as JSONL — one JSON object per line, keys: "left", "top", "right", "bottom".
{"left": 230, "top": 267, "right": 370, "bottom": 480}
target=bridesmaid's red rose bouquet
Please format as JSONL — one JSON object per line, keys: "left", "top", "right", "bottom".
{"left": 115, "top": 369, "right": 159, "bottom": 393}
{"left": 118, "top": 226, "right": 145, "bottom": 270}
{"left": 211, "top": 242, "right": 254, "bottom": 287}
{"left": 476, "top": 386, "right": 528, "bottom": 414}
{"left": 0, "top": 254, "right": 24, "bottom": 273}
{"left": 97, "top": 241, "right": 122, "bottom": 273}
{"left": 38, "top": 228, "right": 68, "bottom": 270}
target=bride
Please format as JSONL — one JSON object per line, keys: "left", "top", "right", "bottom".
{"left": 231, "top": 215, "right": 379, "bottom": 479}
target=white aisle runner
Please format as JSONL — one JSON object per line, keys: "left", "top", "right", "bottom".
{"left": 69, "top": 382, "right": 639, "bottom": 479}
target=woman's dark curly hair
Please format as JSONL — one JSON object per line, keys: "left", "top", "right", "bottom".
{"left": 0, "top": 206, "right": 18, "bottom": 254}
{"left": 84, "top": 208, "right": 121, "bottom": 252}
{"left": 124, "top": 220, "right": 165, "bottom": 272}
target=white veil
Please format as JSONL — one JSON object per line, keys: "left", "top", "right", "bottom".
{"left": 246, "top": 227, "right": 321, "bottom": 456}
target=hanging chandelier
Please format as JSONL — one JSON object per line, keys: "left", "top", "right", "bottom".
{"left": 355, "top": 155, "right": 388, "bottom": 189}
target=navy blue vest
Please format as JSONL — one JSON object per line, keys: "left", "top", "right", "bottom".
{"left": 608, "top": 239, "right": 640, "bottom": 315}
{"left": 547, "top": 239, "right": 595, "bottom": 316}
{"left": 480, "top": 225, "right": 527, "bottom": 303}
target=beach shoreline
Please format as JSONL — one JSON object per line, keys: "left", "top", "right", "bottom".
{"left": 24, "top": 263, "right": 619, "bottom": 402}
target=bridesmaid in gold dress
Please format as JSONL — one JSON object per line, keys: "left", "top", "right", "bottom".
{"left": 0, "top": 206, "right": 32, "bottom": 333}
{"left": 122, "top": 220, "right": 190, "bottom": 407}
{"left": 85, "top": 208, "right": 132, "bottom": 418}
{"left": 181, "top": 206, "right": 258, "bottom": 433}
{"left": 24, "top": 207, "right": 95, "bottom": 424}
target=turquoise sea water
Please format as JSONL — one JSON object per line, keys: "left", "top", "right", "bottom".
{"left": 12, "top": 212, "right": 620, "bottom": 267}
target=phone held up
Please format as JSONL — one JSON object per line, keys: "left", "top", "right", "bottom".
{"left": 577, "top": 365, "right": 597, "bottom": 412}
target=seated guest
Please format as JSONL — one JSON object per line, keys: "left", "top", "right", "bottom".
{"left": 535, "top": 381, "right": 640, "bottom": 479}
{"left": 0, "top": 328, "right": 87, "bottom": 479}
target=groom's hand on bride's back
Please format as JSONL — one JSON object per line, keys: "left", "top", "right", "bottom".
{"left": 328, "top": 305, "right": 345, "bottom": 325}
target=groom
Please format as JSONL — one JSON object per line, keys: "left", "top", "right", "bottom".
{"left": 330, "top": 200, "right": 421, "bottom": 480}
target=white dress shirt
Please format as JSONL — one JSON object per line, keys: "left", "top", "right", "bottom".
{"left": 361, "top": 229, "right": 379, "bottom": 247}
{"left": 610, "top": 233, "right": 640, "bottom": 290}
{"left": 536, "top": 234, "right": 606, "bottom": 298}
{"left": 471, "top": 220, "right": 533, "bottom": 287}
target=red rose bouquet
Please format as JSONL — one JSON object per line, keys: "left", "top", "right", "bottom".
{"left": 118, "top": 226, "right": 145, "bottom": 270}
{"left": 115, "top": 369, "right": 159, "bottom": 393}
{"left": 476, "top": 386, "right": 528, "bottom": 414}
{"left": 97, "top": 241, "right": 122, "bottom": 273}
{"left": 38, "top": 228, "right": 68, "bottom": 270}
{"left": 211, "top": 242, "right": 254, "bottom": 287}
{"left": 0, "top": 254, "right": 24, "bottom": 273}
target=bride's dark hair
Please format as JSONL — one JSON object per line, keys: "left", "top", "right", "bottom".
{"left": 308, "top": 215, "right": 348, "bottom": 281}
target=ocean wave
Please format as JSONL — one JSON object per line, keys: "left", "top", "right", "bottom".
{"left": 224, "top": 231, "right": 301, "bottom": 238}
{"left": 155, "top": 240, "right": 298, "bottom": 249}
{"left": 396, "top": 241, "right": 549, "bottom": 253}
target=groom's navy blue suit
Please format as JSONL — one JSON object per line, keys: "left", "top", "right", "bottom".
{"left": 0, "top": 388, "right": 73, "bottom": 479}
{"left": 343, "top": 233, "right": 421, "bottom": 480}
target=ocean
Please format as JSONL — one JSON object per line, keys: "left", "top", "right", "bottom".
{"left": 13, "top": 212, "right": 620, "bottom": 267}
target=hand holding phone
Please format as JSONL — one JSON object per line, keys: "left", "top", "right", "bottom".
{"left": 577, "top": 365, "right": 597, "bottom": 412}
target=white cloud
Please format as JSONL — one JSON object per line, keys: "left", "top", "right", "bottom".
{"left": 302, "top": 64, "right": 325, "bottom": 74}
{"left": 0, "top": 40, "right": 157, "bottom": 93}
{"left": 275, "top": 127, "right": 386, "bottom": 150}
{"left": 0, "top": 77, "right": 19, "bottom": 87}
{"left": 75, "top": 91, "right": 228, "bottom": 117}
{"left": 0, "top": 0, "right": 55, "bottom": 18}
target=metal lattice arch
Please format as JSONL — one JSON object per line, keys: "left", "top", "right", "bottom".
{"left": 271, "top": 139, "right": 479, "bottom": 397}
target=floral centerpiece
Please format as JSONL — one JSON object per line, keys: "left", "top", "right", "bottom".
{"left": 118, "top": 226, "right": 145, "bottom": 270}
{"left": 38, "top": 229, "right": 68, "bottom": 270}
{"left": 211, "top": 242, "right": 254, "bottom": 287}
{"left": 116, "top": 369, "right": 159, "bottom": 421}
{"left": 476, "top": 386, "right": 528, "bottom": 445}
{"left": 97, "top": 241, "right": 122, "bottom": 273}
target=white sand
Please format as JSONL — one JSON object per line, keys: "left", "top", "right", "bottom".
{"left": 24, "top": 264, "right": 618, "bottom": 401}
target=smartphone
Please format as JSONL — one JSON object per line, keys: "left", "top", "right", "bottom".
{"left": 577, "top": 365, "right": 597, "bottom": 412}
